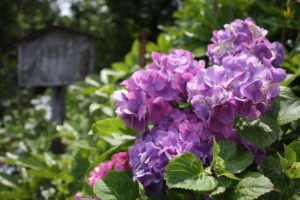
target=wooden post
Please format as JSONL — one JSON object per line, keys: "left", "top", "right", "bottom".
{"left": 51, "top": 86, "right": 66, "bottom": 125}
{"left": 50, "top": 86, "right": 66, "bottom": 154}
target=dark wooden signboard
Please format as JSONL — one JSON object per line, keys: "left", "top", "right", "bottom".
{"left": 18, "top": 26, "right": 96, "bottom": 87}
{"left": 18, "top": 26, "right": 97, "bottom": 125}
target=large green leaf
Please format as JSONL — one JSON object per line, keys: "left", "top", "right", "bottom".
{"left": 92, "top": 118, "right": 138, "bottom": 136}
{"left": 284, "top": 145, "right": 297, "bottom": 164}
{"left": 93, "top": 171, "right": 139, "bottom": 200}
{"left": 164, "top": 152, "right": 217, "bottom": 192}
{"left": 231, "top": 172, "right": 273, "bottom": 200}
{"left": 219, "top": 141, "right": 253, "bottom": 174}
{"left": 71, "top": 150, "right": 89, "bottom": 179}
{"left": 288, "top": 140, "right": 300, "bottom": 161}
{"left": 276, "top": 87, "right": 300, "bottom": 125}
{"left": 212, "top": 140, "right": 253, "bottom": 177}
{"left": 238, "top": 116, "right": 282, "bottom": 147}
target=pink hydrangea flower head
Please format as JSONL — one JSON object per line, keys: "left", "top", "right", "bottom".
{"left": 88, "top": 152, "right": 131, "bottom": 187}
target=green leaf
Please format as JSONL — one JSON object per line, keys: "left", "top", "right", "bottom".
{"left": 212, "top": 137, "right": 220, "bottom": 159}
{"left": 210, "top": 177, "right": 232, "bottom": 196}
{"left": 177, "top": 102, "right": 191, "bottom": 109}
{"left": 288, "top": 140, "right": 300, "bottom": 161}
{"left": 92, "top": 118, "right": 138, "bottom": 136}
{"left": 0, "top": 189, "right": 30, "bottom": 199}
{"left": 277, "top": 152, "right": 290, "bottom": 171}
{"left": 157, "top": 34, "right": 172, "bottom": 53}
{"left": 284, "top": 145, "right": 297, "bottom": 164}
{"left": 93, "top": 171, "right": 139, "bottom": 200}
{"left": 276, "top": 87, "right": 300, "bottom": 125}
{"left": 164, "top": 152, "right": 217, "bottom": 192}
{"left": 217, "top": 141, "right": 253, "bottom": 174}
{"left": 260, "top": 155, "right": 284, "bottom": 186}
{"left": 0, "top": 153, "right": 48, "bottom": 170}
{"left": 71, "top": 150, "right": 89, "bottom": 179}
{"left": 238, "top": 116, "right": 282, "bottom": 147}
{"left": 280, "top": 70, "right": 300, "bottom": 87}
{"left": 0, "top": 173, "right": 20, "bottom": 189}
{"left": 112, "top": 62, "right": 130, "bottom": 73}
{"left": 279, "top": 86, "right": 298, "bottom": 100}
{"left": 289, "top": 188, "right": 300, "bottom": 200}
{"left": 232, "top": 172, "right": 273, "bottom": 200}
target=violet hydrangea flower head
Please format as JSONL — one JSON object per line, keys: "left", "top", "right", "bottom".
{"left": 88, "top": 152, "right": 131, "bottom": 187}
{"left": 207, "top": 18, "right": 285, "bottom": 67}
{"left": 115, "top": 49, "right": 203, "bottom": 132}
{"left": 129, "top": 109, "right": 213, "bottom": 196}
{"left": 188, "top": 49, "right": 286, "bottom": 133}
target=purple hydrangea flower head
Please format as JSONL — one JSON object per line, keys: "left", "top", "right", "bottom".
{"left": 189, "top": 50, "right": 286, "bottom": 123}
{"left": 207, "top": 18, "right": 284, "bottom": 68}
{"left": 88, "top": 152, "right": 131, "bottom": 187}
{"left": 115, "top": 49, "right": 202, "bottom": 132}
{"left": 129, "top": 109, "right": 213, "bottom": 196}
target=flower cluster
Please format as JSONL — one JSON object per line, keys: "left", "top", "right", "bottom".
{"left": 88, "top": 152, "right": 131, "bottom": 187}
{"left": 115, "top": 49, "right": 204, "bottom": 132}
{"left": 129, "top": 109, "right": 213, "bottom": 196}
{"left": 114, "top": 18, "right": 286, "bottom": 197}
{"left": 206, "top": 18, "right": 285, "bottom": 67}
{"left": 188, "top": 19, "right": 286, "bottom": 137}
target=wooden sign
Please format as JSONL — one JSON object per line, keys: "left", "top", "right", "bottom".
{"left": 18, "top": 26, "right": 100, "bottom": 128}
{"left": 18, "top": 26, "right": 96, "bottom": 87}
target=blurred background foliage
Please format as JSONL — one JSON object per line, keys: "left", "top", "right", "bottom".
{"left": 0, "top": 0, "right": 299, "bottom": 199}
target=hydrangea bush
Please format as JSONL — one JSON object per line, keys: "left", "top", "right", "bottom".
{"left": 79, "top": 18, "right": 300, "bottom": 200}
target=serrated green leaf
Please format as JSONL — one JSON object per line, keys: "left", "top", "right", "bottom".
{"left": 284, "top": 145, "right": 297, "bottom": 164}
{"left": 276, "top": 87, "right": 300, "bottom": 125}
{"left": 260, "top": 155, "right": 284, "bottom": 184}
{"left": 210, "top": 177, "right": 232, "bottom": 196}
{"left": 277, "top": 99, "right": 300, "bottom": 126}
{"left": 238, "top": 116, "right": 282, "bottom": 147}
{"left": 288, "top": 140, "right": 300, "bottom": 161}
{"left": 218, "top": 141, "right": 253, "bottom": 174}
{"left": 164, "top": 152, "right": 217, "bottom": 192}
{"left": 93, "top": 171, "right": 139, "bottom": 200}
{"left": 232, "top": 172, "right": 273, "bottom": 200}
{"left": 92, "top": 118, "right": 138, "bottom": 136}
{"left": 279, "top": 86, "right": 299, "bottom": 100}
{"left": 277, "top": 152, "right": 290, "bottom": 171}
